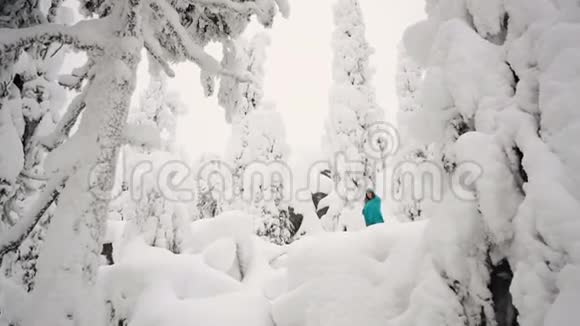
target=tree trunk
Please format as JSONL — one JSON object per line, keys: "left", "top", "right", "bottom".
{"left": 28, "top": 42, "right": 141, "bottom": 326}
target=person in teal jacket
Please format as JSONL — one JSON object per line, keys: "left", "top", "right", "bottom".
{"left": 362, "top": 189, "right": 384, "bottom": 226}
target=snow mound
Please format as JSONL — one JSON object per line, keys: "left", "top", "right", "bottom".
{"left": 98, "top": 209, "right": 293, "bottom": 325}
{"left": 130, "top": 284, "right": 273, "bottom": 326}
{"left": 187, "top": 210, "right": 255, "bottom": 252}
{"left": 98, "top": 239, "right": 243, "bottom": 324}
{"left": 273, "top": 221, "right": 428, "bottom": 326}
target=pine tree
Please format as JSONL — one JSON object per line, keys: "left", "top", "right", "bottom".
{"left": 392, "top": 44, "right": 429, "bottom": 222}
{"left": 323, "top": 0, "right": 384, "bottom": 230}
{"left": 220, "top": 33, "right": 269, "bottom": 205}
{"left": 219, "top": 34, "right": 293, "bottom": 244}
{"left": 244, "top": 104, "right": 293, "bottom": 245}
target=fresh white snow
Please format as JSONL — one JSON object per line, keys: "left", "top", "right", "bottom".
{"left": 1, "top": 0, "right": 579, "bottom": 325}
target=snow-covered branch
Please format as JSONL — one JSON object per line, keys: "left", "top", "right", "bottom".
{"left": 186, "top": 0, "right": 290, "bottom": 22}
{"left": 273, "top": 0, "right": 290, "bottom": 18}
{"left": 59, "top": 60, "right": 94, "bottom": 90}
{"left": 0, "top": 174, "right": 67, "bottom": 257}
{"left": 41, "top": 91, "right": 87, "bottom": 150}
{"left": 47, "top": 0, "right": 65, "bottom": 23}
{"left": 119, "top": 0, "right": 144, "bottom": 37}
{"left": 149, "top": 0, "right": 254, "bottom": 83}
{"left": 185, "top": 0, "right": 258, "bottom": 14}
{"left": 0, "top": 20, "right": 105, "bottom": 66}
{"left": 149, "top": 0, "right": 222, "bottom": 75}
{"left": 219, "top": 69, "right": 255, "bottom": 84}
{"left": 19, "top": 170, "right": 49, "bottom": 181}
{"left": 143, "top": 26, "right": 176, "bottom": 78}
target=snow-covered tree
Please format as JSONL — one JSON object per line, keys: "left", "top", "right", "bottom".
{"left": 397, "top": 0, "right": 580, "bottom": 325}
{"left": 322, "top": 0, "right": 384, "bottom": 230}
{"left": 192, "top": 152, "right": 228, "bottom": 220}
{"left": 391, "top": 44, "right": 430, "bottom": 222}
{"left": 218, "top": 34, "right": 294, "bottom": 244}
{"left": 242, "top": 105, "right": 292, "bottom": 245}
{"left": 0, "top": 1, "right": 288, "bottom": 324}
{"left": 0, "top": 1, "right": 73, "bottom": 293}
{"left": 395, "top": 44, "right": 422, "bottom": 115}
{"left": 219, "top": 33, "right": 268, "bottom": 125}
{"left": 220, "top": 33, "right": 269, "bottom": 205}
{"left": 110, "top": 65, "right": 190, "bottom": 255}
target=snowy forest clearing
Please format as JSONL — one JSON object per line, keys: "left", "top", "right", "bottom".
{"left": 1, "top": 0, "right": 580, "bottom": 325}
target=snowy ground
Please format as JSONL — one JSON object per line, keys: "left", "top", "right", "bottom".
{"left": 98, "top": 212, "right": 428, "bottom": 326}
{"left": 97, "top": 206, "right": 580, "bottom": 326}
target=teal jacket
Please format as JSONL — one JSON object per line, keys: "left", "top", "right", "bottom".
{"left": 362, "top": 196, "right": 384, "bottom": 226}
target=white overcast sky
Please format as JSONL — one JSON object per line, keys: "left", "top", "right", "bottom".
{"left": 161, "top": 1, "right": 426, "bottom": 161}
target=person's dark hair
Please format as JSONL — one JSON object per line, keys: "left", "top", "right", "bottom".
{"left": 365, "top": 190, "right": 375, "bottom": 203}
